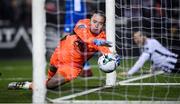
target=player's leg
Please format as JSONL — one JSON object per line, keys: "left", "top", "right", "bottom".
{"left": 8, "top": 51, "right": 59, "bottom": 90}
{"left": 8, "top": 66, "right": 56, "bottom": 90}
{"left": 8, "top": 65, "right": 81, "bottom": 90}
{"left": 46, "top": 73, "right": 66, "bottom": 89}
{"left": 8, "top": 63, "right": 57, "bottom": 90}
{"left": 47, "top": 65, "right": 81, "bottom": 89}
{"left": 80, "top": 61, "right": 93, "bottom": 77}
{"left": 47, "top": 65, "right": 57, "bottom": 80}
{"left": 47, "top": 50, "right": 59, "bottom": 80}
{"left": 8, "top": 65, "right": 57, "bottom": 90}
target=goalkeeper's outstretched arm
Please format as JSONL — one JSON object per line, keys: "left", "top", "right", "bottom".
{"left": 127, "top": 52, "right": 150, "bottom": 75}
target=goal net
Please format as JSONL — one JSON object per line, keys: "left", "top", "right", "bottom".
{"left": 43, "top": 0, "right": 180, "bottom": 103}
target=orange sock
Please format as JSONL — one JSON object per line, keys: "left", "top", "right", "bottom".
{"left": 47, "top": 70, "right": 56, "bottom": 80}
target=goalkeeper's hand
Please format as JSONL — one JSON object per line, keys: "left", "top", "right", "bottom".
{"left": 104, "top": 53, "right": 121, "bottom": 66}
{"left": 93, "top": 39, "right": 112, "bottom": 47}
{"left": 114, "top": 53, "right": 121, "bottom": 66}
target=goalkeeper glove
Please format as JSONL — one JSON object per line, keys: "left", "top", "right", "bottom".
{"left": 105, "top": 53, "right": 121, "bottom": 66}
{"left": 114, "top": 53, "right": 121, "bottom": 66}
{"left": 93, "top": 39, "right": 112, "bottom": 47}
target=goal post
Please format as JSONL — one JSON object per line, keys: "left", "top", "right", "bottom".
{"left": 32, "top": 0, "right": 46, "bottom": 103}
{"left": 105, "top": 0, "right": 117, "bottom": 86}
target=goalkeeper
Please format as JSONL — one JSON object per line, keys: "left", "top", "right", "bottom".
{"left": 119, "top": 31, "right": 180, "bottom": 76}
{"left": 8, "top": 11, "right": 120, "bottom": 90}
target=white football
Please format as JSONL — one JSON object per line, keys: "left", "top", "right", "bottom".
{"left": 98, "top": 53, "right": 119, "bottom": 73}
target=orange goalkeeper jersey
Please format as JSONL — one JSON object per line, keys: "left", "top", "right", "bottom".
{"left": 49, "top": 19, "right": 111, "bottom": 81}
{"left": 50, "top": 19, "right": 111, "bottom": 68}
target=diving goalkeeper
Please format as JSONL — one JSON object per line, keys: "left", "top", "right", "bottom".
{"left": 8, "top": 11, "right": 120, "bottom": 90}
{"left": 119, "top": 31, "right": 180, "bottom": 76}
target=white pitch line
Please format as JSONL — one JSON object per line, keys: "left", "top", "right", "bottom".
{"left": 0, "top": 77, "right": 32, "bottom": 81}
{"left": 116, "top": 71, "right": 164, "bottom": 84}
{"left": 51, "top": 71, "right": 164, "bottom": 102}
{"left": 51, "top": 86, "right": 112, "bottom": 102}
{"left": 120, "top": 83, "right": 180, "bottom": 86}
{"left": 48, "top": 101, "right": 180, "bottom": 104}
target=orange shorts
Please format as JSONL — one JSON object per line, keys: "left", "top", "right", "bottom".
{"left": 56, "top": 65, "right": 81, "bottom": 81}
{"left": 48, "top": 64, "right": 82, "bottom": 82}
{"left": 48, "top": 35, "right": 84, "bottom": 81}
{"left": 49, "top": 52, "right": 82, "bottom": 81}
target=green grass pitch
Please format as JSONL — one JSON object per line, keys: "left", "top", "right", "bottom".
{"left": 0, "top": 57, "right": 180, "bottom": 103}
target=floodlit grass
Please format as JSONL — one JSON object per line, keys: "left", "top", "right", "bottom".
{"left": 0, "top": 59, "right": 32, "bottom": 103}
{"left": 0, "top": 57, "right": 180, "bottom": 103}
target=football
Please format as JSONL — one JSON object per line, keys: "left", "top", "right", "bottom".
{"left": 98, "top": 53, "right": 120, "bottom": 73}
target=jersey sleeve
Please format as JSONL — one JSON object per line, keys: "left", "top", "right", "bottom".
{"left": 96, "top": 46, "right": 111, "bottom": 54}
{"left": 74, "top": 19, "right": 95, "bottom": 44}
{"left": 127, "top": 52, "right": 150, "bottom": 75}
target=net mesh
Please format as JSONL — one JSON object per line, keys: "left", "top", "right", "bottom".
{"left": 45, "top": 0, "right": 180, "bottom": 102}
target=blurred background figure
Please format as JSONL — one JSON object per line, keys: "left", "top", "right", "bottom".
{"left": 63, "top": 0, "right": 87, "bottom": 36}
